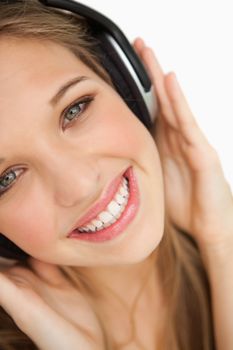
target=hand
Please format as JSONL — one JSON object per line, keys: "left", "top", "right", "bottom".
{"left": 133, "top": 37, "right": 233, "bottom": 255}
{"left": 0, "top": 258, "right": 104, "bottom": 350}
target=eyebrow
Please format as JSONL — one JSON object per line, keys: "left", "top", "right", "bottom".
{"left": 50, "top": 75, "right": 90, "bottom": 105}
{"left": 0, "top": 76, "right": 90, "bottom": 166}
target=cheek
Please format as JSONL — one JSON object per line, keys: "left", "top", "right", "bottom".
{"left": 0, "top": 187, "right": 55, "bottom": 254}
{"left": 92, "top": 98, "right": 156, "bottom": 160}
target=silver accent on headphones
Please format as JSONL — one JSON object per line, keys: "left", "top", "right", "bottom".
{"left": 106, "top": 34, "right": 158, "bottom": 124}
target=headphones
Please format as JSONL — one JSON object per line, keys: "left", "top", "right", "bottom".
{"left": 0, "top": 0, "right": 159, "bottom": 261}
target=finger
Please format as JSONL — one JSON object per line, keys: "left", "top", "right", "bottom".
{"left": 165, "top": 126, "right": 184, "bottom": 158}
{"left": 0, "top": 271, "right": 41, "bottom": 325}
{"left": 132, "top": 41, "right": 180, "bottom": 132}
{"left": 0, "top": 272, "right": 90, "bottom": 350}
{"left": 164, "top": 72, "right": 222, "bottom": 172}
{"left": 164, "top": 72, "right": 215, "bottom": 150}
{"left": 0, "top": 272, "right": 22, "bottom": 316}
{"left": 132, "top": 37, "right": 146, "bottom": 54}
{"left": 139, "top": 46, "right": 179, "bottom": 130}
{"left": 154, "top": 115, "right": 174, "bottom": 155}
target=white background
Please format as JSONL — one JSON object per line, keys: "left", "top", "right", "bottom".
{"left": 81, "top": 0, "right": 233, "bottom": 191}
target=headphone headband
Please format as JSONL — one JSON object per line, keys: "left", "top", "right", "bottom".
{"left": 40, "top": 0, "right": 151, "bottom": 90}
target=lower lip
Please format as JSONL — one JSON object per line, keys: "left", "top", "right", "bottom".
{"left": 68, "top": 166, "right": 140, "bottom": 242}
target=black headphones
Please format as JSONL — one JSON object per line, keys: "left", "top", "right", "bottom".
{"left": 0, "top": 0, "right": 159, "bottom": 261}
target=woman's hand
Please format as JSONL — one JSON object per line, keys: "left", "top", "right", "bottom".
{"left": 133, "top": 37, "right": 233, "bottom": 256}
{"left": 0, "top": 258, "right": 104, "bottom": 350}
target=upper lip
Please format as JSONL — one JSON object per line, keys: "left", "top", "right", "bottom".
{"left": 68, "top": 166, "right": 129, "bottom": 234}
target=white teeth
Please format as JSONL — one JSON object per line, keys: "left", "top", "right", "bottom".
{"left": 98, "top": 211, "right": 114, "bottom": 224}
{"left": 107, "top": 201, "right": 121, "bottom": 216}
{"left": 79, "top": 227, "right": 89, "bottom": 232}
{"left": 123, "top": 178, "right": 128, "bottom": 188}
{"left": 86, "top": 224, "right": 96, "bottom": 231}
{"left": 115, "top": 193, "right": 126, "bottom": 205}
{"left": 91, "top": 219, "right": 103, "bottom": 228}
{"left": 103, "top": 221, "right": 112, "bottom": 228}
{"left": 119, "top": 203, "right": 126, "bottom": 213}
{"left": 78, "top": 176, "right": 129, "bottom": 233}
{"left": 115, "top": 211, "right": 121, "bottom": 219}
{"left": 120, "top": 186, "right": 128, "bottom": 197}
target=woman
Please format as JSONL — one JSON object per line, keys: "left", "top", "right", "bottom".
{"left": 0, "top": 1, "right": 232, "bottom": 349}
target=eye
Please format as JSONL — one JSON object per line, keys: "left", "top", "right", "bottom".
{"left": 62, "top": 96, "right": 94, "bottom": 129}
{"left": 0, "top": 168, "right": 24, "bottom": 198}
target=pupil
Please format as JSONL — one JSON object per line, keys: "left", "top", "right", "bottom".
{"left": 2, "top": 172, "right": 15, "bottom": 187}
{"left": 67, "top": 105, "right": 80, "bottom": 120}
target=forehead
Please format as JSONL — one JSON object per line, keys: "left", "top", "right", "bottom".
{"left": 0, "top": 38, "right": 96, "bottom": 99}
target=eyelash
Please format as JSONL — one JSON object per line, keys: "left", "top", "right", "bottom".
{"left": 0, "top": 95, "right": 94, "bottom": 198}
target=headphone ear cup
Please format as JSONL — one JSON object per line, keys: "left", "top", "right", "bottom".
{"left": 92, "top": 32, "right": 153, "bottom": 129}
{"left": 0, "top": 234, "right": 28, "bottom": 260}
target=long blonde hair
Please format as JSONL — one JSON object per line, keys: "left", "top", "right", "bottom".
{"left": 0, "top": 1, "right": 215, "bottom": 349}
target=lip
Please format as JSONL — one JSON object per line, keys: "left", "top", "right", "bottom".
{"left": 68, "top": 166, "right": 140, "bottom": 242}
{"left": 68, "top": 166, "right": 130, "bottom": 232}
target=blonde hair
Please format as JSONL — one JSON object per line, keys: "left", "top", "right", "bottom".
{"left": 0, "top": 1, "right": 215, "bottom": 349}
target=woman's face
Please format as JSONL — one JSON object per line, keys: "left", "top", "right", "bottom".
{"left": 0, "top": 38, "right": 165, "bottom": 266}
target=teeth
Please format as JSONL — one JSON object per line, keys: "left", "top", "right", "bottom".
{"left": 119, "top": 203, "right": 126, "bottom": 213}
{"left": 120, "top": 186, "right": 128, "bottom": 197}
{"left": 123, "top": 178, "right": 128, "bottom": 188}
{"left": 107, "top": 201, "right": 121, "bottom": 216}
{"left": 115, "top": 193, "right": 126, "bottom": 205}
{"left": 86, "top": 224, "right": 97, "bottom": 231}
{"left": 78, "top": 176, "right": 129, "bottom": 233}
{"left": 114, "top": 211, "right": 121, "bottom": 219}
{"left": 103, "top": 221, "right": 112, "bottom": 228}
{"left": 98, "top": 211, "right": 115, "bottom": 224}
{"left": 79, "top": 227, "right": 89, "bottom": 232}
{"left": 91, "top": 219, "right": 104, "bottom": 228}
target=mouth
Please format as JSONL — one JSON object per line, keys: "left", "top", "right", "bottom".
{"left": 68, "top": 166, "right": 140, "bottom": 242}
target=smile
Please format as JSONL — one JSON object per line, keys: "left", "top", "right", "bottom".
{"left": 78, "top": 176, "right": 130, "bottom": 232}
{"left": 68, "top": 166, "right": 140, "bottom": 242}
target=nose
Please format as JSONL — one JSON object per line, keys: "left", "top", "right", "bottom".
{"left": 48, "top": 156, "right": 99, "bottom": 208}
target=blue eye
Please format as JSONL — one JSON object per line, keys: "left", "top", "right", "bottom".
{"left": 62, "top": 96, "right": 94, "bottom": 128}
{"left": 0, "top": 168, "right": 24, "bottom": 198}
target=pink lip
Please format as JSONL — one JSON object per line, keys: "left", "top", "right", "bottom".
{"left": 69, "top": 166, "right": 130, "bottom": 231}
{"left": 68, "top": 166, "right": 140, "bottom": 242}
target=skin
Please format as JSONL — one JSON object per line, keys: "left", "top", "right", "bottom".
{"left": 135, "top": 39, "right": 233, "bottom": 350}
{"left": 0, "top": 37, "right": 165, "bottom": 348}
{"left": 0, "top": 38, "right": 165, "bottom": 268}
{"left": 0, "top": 35, "right": 232, "bottom": 349}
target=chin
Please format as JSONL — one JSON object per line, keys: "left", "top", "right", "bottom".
{"left": 105, "top": 236, "right": 164, "bottom": 267}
